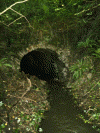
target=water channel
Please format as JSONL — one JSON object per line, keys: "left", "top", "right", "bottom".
{"left": 38, "top": 82, "right": 99, "bottom": 133}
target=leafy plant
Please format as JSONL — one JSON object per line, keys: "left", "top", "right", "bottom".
{"left": 0, "top": 101, "right": 3, "bottom": 107}
{"left": 77, "top": 38, "right": 96, "bottom": 48}
{"left": 0, "top": 58, "right": 12, "bottom": 68}
{"left": 0, "top": 123, "right": 5, "bottom": 133}
{"left": 69, "top": 57, "right": 92, "bottom": 79}
{"left": 92, "top": 48, "right": 100, "bottom": 58}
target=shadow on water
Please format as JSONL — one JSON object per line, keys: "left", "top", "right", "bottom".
{"left": 38, "top": 81, "right": 99, "bottom": 133}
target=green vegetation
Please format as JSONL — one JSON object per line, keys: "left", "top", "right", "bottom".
{"left": 93, "top": 48, "right": 100, "bottom": 58}
{"left": 0, "top": 58, "right": 12, "bottom": 68}
{"left": 0, "top": 0, "right": 100, "bottom": 132}
{"left": 69, "top": 57, "right": 93, "bottom": 79}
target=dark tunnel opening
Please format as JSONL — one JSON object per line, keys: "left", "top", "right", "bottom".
{"left": 20, "top": 48, "right": 68, "bottom": 83}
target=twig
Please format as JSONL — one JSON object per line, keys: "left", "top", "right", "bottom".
{"left": 0, "top": 0, "right": 34, "bottom": 29}
{"left": 7, "top": 94, "right": 37, "bottom": 103}
{"left": 74, "top": 4, "right": 100, "bottom": 16}
{"left": 0, "top": 0, "right": 28, "bottom": 15}
{"left": 7, "top": 77, "right": 32, "bottom": 124}
{"left": 7, "top": 16, "right": 23, "bottom": 26}
{"left": 10, "top": 8, "right": 34, "bottom": 29}
{"left": 83, "top": 81, "right": 100, "bottom": 97}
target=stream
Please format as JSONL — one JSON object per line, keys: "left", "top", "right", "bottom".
{"left": 38, "top": 82, "right": 99, "bottom": 133}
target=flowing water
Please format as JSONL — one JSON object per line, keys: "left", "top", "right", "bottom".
{"left": 38, "top": 82, "right": 99, "bottom": 133}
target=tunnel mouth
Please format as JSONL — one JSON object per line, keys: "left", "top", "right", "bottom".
{"left": 20, "top": 48, "right": 68, "bottom": 83}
